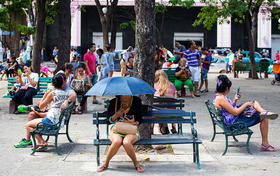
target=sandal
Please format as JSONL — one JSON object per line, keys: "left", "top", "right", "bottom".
{"left": 96, "top": 164, "right": 108, "bottom": 172}
{"left": 34, "top": 146, "right": 48, "bottom": 152}
{"left": 261, "top": 144, "right": 276, "bottom": 152}
{"left": 171, "top": 128, "right": 177, "bottom": 134}
{"left": 260, "top": 111, "right": 278, "bottom": 120}
{"left": 77, "top": 108, "right": 83, "bottom": 114}
{"left": 135, "top": 164, "right": 144, "bottom": 173}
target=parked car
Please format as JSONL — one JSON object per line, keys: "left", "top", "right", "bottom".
{"left": 241, "top": 51, "right": 273, "bottom": 64}
{"left": 209, "top": 55, "right": 227, "bottom": 73}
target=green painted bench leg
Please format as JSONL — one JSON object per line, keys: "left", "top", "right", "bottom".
{"left": 246, "top": 133, "right": 252, "bottom": 154}
{"left": 45, "top": 136, "right": 50, "bottom": 142}
{"left": 232, "top": 136, "right": 239, "bottom": 142}
{"left": 193, "top": 143, "right": 196, "bottom": 163}
{"left": 96, "top": 145, "right": 100, "bottom": 166}
{"left": 222, "top": 135, "right": 229, "bottom": 156}
{"left": 31, "top": 134, "right": 37, "bottom": 155}
{"left": 66, "top": 124, "right": 73, "bottom": 143}
{"left": 211, "top": 125, "right": 217, "bottom": 142}
{"left": 196, "top": 143, "right": 200, "bottom": 169}
{"left": 179, "top": 123, "right": 183, "bottom": 136}
{"left": 55, "top": 135, "right": 62, "bottom": 155}
{"left": 106, "top": 125, "right": 109, "bottom": 139}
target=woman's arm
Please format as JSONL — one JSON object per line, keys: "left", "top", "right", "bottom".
{"left": 87, "top": 75, "right": 91, "bottom": 87}
{"left": 26, "top": 73, "right": 38, "bottom": 87}
{"left": 9, "top": 62, "right": 17, "bottom": 70}
{"left": 216, "top": 96, "right": 253, "bottom": 116}
{"left": 39, "top": 92, "right": 54, "bottom": 109}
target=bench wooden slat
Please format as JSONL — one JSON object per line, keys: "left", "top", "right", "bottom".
{"left": 93, "top": 117, "right": 196, "bottom": 125}
{"left": 94, "top": 138, "right": 202, "bottom": 145}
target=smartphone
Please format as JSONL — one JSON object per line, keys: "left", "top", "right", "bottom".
{"left": 237, "top": 87, "right": 240, "bottom": 96}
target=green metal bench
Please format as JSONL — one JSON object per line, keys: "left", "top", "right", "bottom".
{"left": 3, "top": 77, "right": 53, "bottom": 113}
{"left": 205, "top": 100, "right": 253, "bottom": 155}
{"left": 3, "top": 77, "right": 52, "bottom": 98}
{"left": 93, "top": 105, "right": 202, "bottom": 169}
{"left": 30, "top": 101, "right": 75, "bottom": 155}
{"left": 234, "top": 62, "right": 270, "bottom": 78}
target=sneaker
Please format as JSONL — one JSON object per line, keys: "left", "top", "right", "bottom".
{"left": 14, "top": 138, "right": 32, "bottom": 148}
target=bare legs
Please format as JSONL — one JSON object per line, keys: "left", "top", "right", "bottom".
{"left": 253, "top": 101, "right": 275, "bottom": 151}
{"left": 97, "top": 133, "right": 144, "bottom": 172}
{"left": 25, "top": 119, "right": 47, "bottom": 145}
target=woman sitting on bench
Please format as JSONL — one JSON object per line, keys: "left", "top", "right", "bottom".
{"left": 14, "top": 73, "right": 76, "bottom": 150}
{"left": 97, "top": 95, "right": 144, "bottom": 173}
{"left": 213, "top": 75, "right": 278, "bottom": 151}
{"left": 174, "top": 58, "right": 194, "bottom": 97}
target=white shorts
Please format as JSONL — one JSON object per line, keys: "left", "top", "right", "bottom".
{"left": 189, "top": 66, "right": 200, "bottom": 82}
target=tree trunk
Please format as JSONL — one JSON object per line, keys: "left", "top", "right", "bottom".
{"left": 56, "top": 0, "right": 71, "bottom": 72}
{"left": 32, "top": 0, "right": 47, "bottom": 74}
{"left": 134, "top": 0, "right": 156, "bottom": 144}
{"left": 110, "top": 9, "right": 117, "bottom": 49}
{"left": 245, "top": 11, "right": 258, "bottom": 79}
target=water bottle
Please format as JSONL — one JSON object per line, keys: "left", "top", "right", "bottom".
{"left": 18, "top": 105, "right": 32, "bottom": 112}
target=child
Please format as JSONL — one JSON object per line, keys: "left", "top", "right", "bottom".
{"left": 9, "top": 75, "right": 21, "bottom": 96}
{"left": 40, "top": 64, "right": 52, "bottom": 77}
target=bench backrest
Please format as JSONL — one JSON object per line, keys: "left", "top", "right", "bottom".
{"left": 7, "top": 77, "right": 52, "bottom": 93}
{"left": 163, "top": 69, "right": 176, "bottom": 83}
{"left": 234, "top": 62, "right": 270, "bottom": 72}
{"left": 104, "top": 96, "right": 184, "bottom": 109}
{"left": 205, "top": 100, "right": 225, "bottom": 129}
{"left": 58, "top": 101, "right": 76, "bottom": 129}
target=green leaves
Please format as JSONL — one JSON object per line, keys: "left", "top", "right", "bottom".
{"left": 120, "top": 20, "right": 135, "bottom": 30}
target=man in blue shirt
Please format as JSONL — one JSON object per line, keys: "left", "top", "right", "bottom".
{"left": 173, "top": 42, "right": 186, "bottom": 64}
{"left": 182, "top": 41, "right": 201, "bottom": 97}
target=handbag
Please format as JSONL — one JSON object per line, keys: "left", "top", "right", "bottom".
{"left": 242, "top": 106, "right": 257, "bottom": 117}
{"left": 112, "top": 97, "right": 137, "bottom": 134}
{"left": 113, "top": 121, "right": 137, "bottom": 134}
{"left": 70, "top": 79, "right": 85, "bottom": 92}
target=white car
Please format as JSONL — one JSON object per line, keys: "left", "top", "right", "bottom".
{"left": 209, "top": 56, "right": 227, "bottom": 73}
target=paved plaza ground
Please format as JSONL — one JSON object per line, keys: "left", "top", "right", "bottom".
{"left": 0, "top": 70, "right": 280, "bottom": 176}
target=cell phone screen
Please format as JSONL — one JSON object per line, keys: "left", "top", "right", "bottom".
{"left": 237, "top": 88, "right": 240, "bottom": 96}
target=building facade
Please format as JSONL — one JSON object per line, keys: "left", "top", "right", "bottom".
{"left": 44, "top": 0, "right": 280, "bottom": 59}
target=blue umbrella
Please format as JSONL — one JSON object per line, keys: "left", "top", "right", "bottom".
{"left": 85, "top": 76, "right": 156, "bottom": 96}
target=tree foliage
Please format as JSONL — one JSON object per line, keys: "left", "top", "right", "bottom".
{"left": 193, "top": 0, "right": 280, "bottom": 30}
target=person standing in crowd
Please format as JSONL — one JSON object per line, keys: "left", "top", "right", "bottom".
{"left": 4, "top": 47, "right": 11, "bottom": 62}
{"left": 122, "top": 46, "right": 133, "bottom": 63}
{"left": 120, "top": 54, "right": 126, "bottom": 76}
{"left": 228, "top": 50, "right": 234, "bottom": 73}
{"left": 13, "top": 63, "right": 39, "bottom": 114}
{"left": 52, "top": 46, "right": 58, "bottom": 64}
{"left": 173, "top": 42, "right": 186, "bottom": 64}
{"left": 106, "top": 46, "right": 115, "bottom": 77}
{"left": 84, "top": 43, "right": 98, "bottom": 104}
{"left": 199, "top": 48, "right": 212, "bottom": 93}
{"left": 71, "top": 54, "right": 81, "bottom": 75}
{"left": 182, "top": 41, "right": 201, "bottom": 97}
{"left": 225, "top": 50, "right": 230, "bottom": 73}
{"left": 275, "top": 50, "right": 280, "bottom": 62}
{"left": 96, "top": 48, "right": 109, "bottom": 80}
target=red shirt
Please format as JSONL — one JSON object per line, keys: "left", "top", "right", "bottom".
{"left": 84, "top": 52, "right": 96, "bottom": 74}
{"left": 276, "top": 52, "right": 280, "bottom": 61}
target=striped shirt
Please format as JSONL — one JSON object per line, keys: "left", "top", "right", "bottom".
{"left": 183, "top": 49, "right": 200, "bottom": 67}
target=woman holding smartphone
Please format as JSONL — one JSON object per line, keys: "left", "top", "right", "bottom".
{"left": 213, "top": 75, "right": 278, "bottom": 151}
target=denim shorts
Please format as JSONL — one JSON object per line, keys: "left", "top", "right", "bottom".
{"left": 234, "top": 112, "right": 260, "bottom": 127}
{"left": 201, "top": 68, "right": 209, "bottom": 80}
{"left": 41, "top": 117, "right": 54, "bottom": 130}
